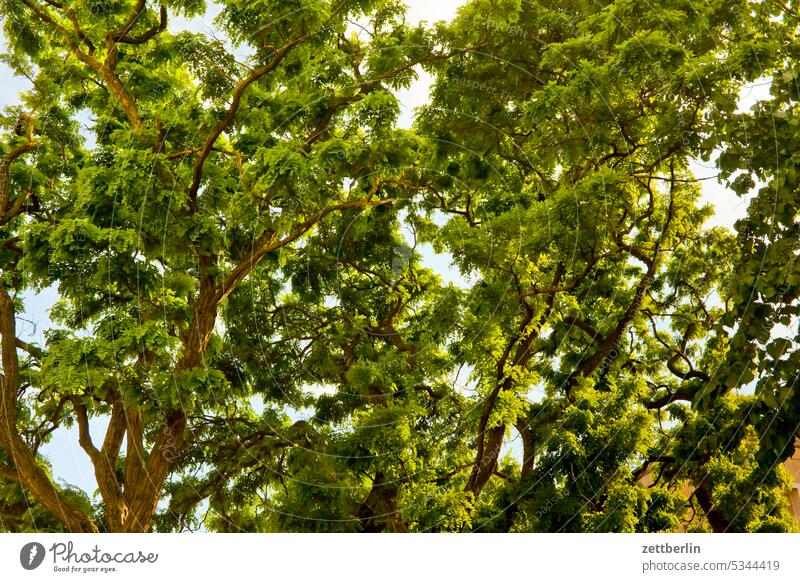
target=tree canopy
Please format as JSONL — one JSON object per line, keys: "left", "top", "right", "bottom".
{"left": 0, "top": 0, "right": 798, "bottom": 533}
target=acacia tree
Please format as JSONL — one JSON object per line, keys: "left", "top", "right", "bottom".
{"left": 161, "top": 0, "right": 800, "bottom": 533}
{"left": 1, "top": 0, "right": 799, "bottom": 534}
{"left": 411, "top": 0, "right": 798, "bottom": 531}
{"left": 0, "top": 0, "right": 453, "bottom": 532}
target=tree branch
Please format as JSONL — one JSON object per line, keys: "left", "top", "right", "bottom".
{"left": 73, "top": 400, "right": 101, "bottom": 464}
{"left": 216, "top": 197, "right": 395, "bottom": 305}
{"left": 187, "top": 37, "right": 304, "bottom": 209}
{"left": 0, "top": 115, "right": 37, "bottom": 217}
{"left": 645, "top": 389, "right": 694, "bottom": 409}
{"left": 112, "top": 4, "right": 167, "bottom": 44}
{"left": 15, "top": 338, "right": 45, "bottom": 361}
{"left": 564, "top": 314, "right": 606, "bottom": 345}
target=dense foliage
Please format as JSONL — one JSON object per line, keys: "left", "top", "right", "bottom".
{"left": 0, "top": 0, "right": 798, "bottom": 532}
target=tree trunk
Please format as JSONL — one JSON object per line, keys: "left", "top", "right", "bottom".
{"left": 0, "top": 286, "right": 99, "bottom": 532}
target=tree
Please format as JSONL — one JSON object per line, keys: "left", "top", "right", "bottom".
{"left": 0, "top": 0, "right": 453, "bottom": 532}
{"left": 410, "top": 0, "right": 798, "bottom": 531}
{"left": 0, "top": 0, "right": 798, "bottom": 533}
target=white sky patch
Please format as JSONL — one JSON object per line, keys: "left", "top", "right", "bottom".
{"left": 74, "top": 108, "right": 98, "bottom": 150}
{"left": 169, "top": 2, "right": 224, "bottom": 33}
{"left": 405, "top": 0, "right": 466, "bottom": 25}
{"left": 690, "top": 155, "right": 754, "bottom": 229}
{"left": 0, "top": 59, "right": 32, "bottom": 105}
{"left": 737, "top": 77, "right": 773, "bottom": 114}
{"left": 694, "top": 76, "right": 774, "bottom": 229}
{"left": 395, "top": 68, "right": 435, "bottom": 130}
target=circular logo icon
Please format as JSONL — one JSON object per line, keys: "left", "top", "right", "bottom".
{"left": 20, "top": 542, "right": 46, "bottom": 570}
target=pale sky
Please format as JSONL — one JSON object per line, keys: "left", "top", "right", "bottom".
{"left": 0, "top": 1, "right": 766, "bottom": 496}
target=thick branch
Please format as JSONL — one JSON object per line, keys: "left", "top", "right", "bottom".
{"left": 113, "top": 4, "right": 167, "bottom": 44}
{"left": 0, "top": 115, "right": 37, "bottom": 217}
{"left": 19, "top": 0, "right": 144, "bottom": 130}
{"left": 123, "top": 406, "right": 146, "bottom": 498}
{"left": 467, "top": 264, "right": 564, "bottom": 497}
{"left": 694, "top": 478, "right": 731, "bottom": 532}
{"left": 187, "top": 38, "right": 303, "bottom": 208}
{"left": 645, "top": 389, "right": 694, "bottom": 409}
{"left": 73, "top": 400, "right": 101, "bottom": 464}
{"left": 564, "top": 314, "right": 606, "bottom": 345}
{"left": 217, "top": 197, "right": 395, "bottom": 304}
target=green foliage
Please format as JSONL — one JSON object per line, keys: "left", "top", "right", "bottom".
{"left": 0, "top": 0, "right": 798, "bottom": 533}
